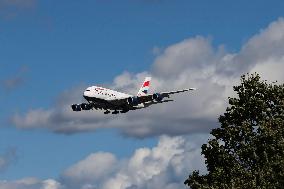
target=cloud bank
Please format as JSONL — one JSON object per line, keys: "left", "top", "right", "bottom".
{"left": 0, "top": 177, "right": 62, "bottom": 189}
{"left": 0, "top": 135, "right": 207, "bottom": 189}
{"left": 11, "top": 18, "right": 284, "bottom": 138}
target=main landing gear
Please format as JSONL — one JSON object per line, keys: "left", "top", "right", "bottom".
{"left": 104, "top": 110, "right": 119, "bottom": 114}
{"left": 112, "top": 110, "right": 119, "bottom": 114}
{"left": 104, "top": 110, "right": 111, "bottom": 114}
{"left": 104, "top": 109, "right": 129, "bottom": 114}
{"left": 120, "top": 109, "right": 129, "bottom": 113}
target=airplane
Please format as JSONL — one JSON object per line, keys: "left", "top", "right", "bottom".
{"left": 71, "top": 77, "right": 196, "bottom": 114}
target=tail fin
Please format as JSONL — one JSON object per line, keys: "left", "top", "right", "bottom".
{"left": 137, "top": 77, "right": 151, "bottom": 96}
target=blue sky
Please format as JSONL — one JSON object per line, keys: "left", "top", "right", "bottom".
{"left": 1, "top": 0, "right": 284, "bottom": 188}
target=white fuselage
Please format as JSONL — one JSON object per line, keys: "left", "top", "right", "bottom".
{"left": 83, "top": 86, "right": 132, "bottom": 101}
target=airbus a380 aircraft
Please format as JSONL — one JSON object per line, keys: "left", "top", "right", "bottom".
{"left": 71, "top": 77, "right": 196, "bottom": 114}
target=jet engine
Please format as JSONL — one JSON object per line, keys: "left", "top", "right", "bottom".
{"left": 81, "top": 103, "right": 92, "bottom": 110}
{"left": 71, "top": 104, "right": 81, "bottom": 111}
{"left": 152, "top": 93, "right": 164, "bottom": 101}
{"left": 127, "top": 96, "right": 139, "bottom": 105}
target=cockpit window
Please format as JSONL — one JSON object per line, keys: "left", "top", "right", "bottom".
{"left": 86, "top": 89, "right": 90, "bottom": 91}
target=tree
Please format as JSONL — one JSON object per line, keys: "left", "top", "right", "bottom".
{"left": 185, "top": 73, "right": 284, "bottom": 189}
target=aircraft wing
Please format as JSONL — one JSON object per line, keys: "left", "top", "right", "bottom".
{"left": 107, "top": 88, "right": 196, "bottom": 106}
{"left": 159, "top": 88, "right": 196, "bottom": 96}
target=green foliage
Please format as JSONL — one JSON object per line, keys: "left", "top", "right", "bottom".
{"left": 185, "top": 73, "right": 284, "bottom": 189}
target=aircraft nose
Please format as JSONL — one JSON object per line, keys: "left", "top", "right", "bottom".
{"left": 83, "top": 90, "right": 88, "bottom": 97}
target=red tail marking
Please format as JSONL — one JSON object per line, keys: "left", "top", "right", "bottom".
{"left": 143, "top": 81, "right": 150, "bottom": 87}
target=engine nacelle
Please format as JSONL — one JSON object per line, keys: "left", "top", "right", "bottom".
{"left": 127, "top": 96, "right": 139, "bottom": 105}
{"left": 81, "top": 103, "right": 92, "bottom": 110}
{"left": 152, "top": 93, "right": 164, "bottom": 101}
{"left": 71, "top": 104, "right": 81, "bottom": 111}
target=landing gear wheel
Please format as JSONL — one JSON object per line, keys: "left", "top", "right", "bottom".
{"left": 104, "top": 110, "right": 110, "bottom": 114}
{"left": 112, "top": 110, "right": 119, "bottom": 114}
{"left": 120, "top": 109, "right": 129, "bottom": 113}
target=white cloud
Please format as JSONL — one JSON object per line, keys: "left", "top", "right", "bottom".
{"left": 61, "top": 152, "right": 117, "bottom": 188}
{"left": 41, "top": 179, "right": 62, "bottom": 189}
{"left": 99, "top": 135, "right": 207, "bottom": 189}
{"left": 0, "top": 178, "right": 62, "bottom": 189}
{"left": 0, "top": 135, "right": 207, "bottom": 189}
{"left": 10, "top": 18, "right": 284, "bottom": 138}
{"left": 250, "top": 56, "right": 284, "bottom": 82}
